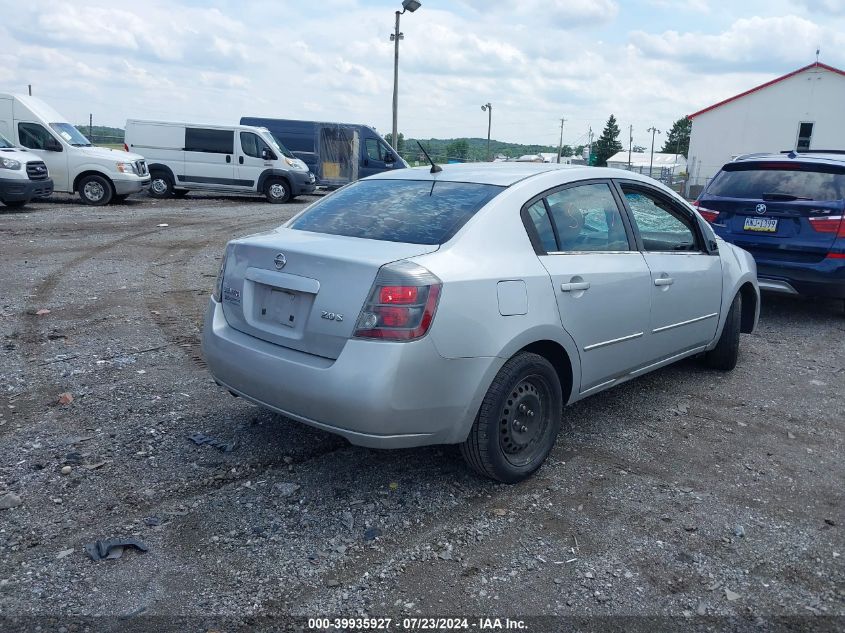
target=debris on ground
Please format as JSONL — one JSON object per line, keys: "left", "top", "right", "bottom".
{"left": 85, "top": 537, "right": 149, "bottom": 561}
{"left": 363, "top": 527, "right": 383, "bottom": 542}
{"left": 273, "top": 482, "right": 300, "bottom": 498}
{"left": 35, "top": 308, "right": 51, "bottom": 316}
{"left": 187, "top": 432, "right": 238, "bottom": 453}
{"left": 57, "top": 392, "right": 74, "bottom": 406}
{"left": 724, "top": 588, "right": 742, "bottom": 602}
{"left": 0, "top": 492, "right": 22, "bottom": 510}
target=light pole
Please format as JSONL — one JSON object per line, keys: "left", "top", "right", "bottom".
{"left": 647, "top": 126, "right": 661, "bottom": 178}
{"left": 391, "top": 0, "right": 421, "bottom": 152}
{"left": 481, "top": 103, "right": 492, "bottom": 161}
{"left": 557, "top": 117, "right": 566, "bottom": 164}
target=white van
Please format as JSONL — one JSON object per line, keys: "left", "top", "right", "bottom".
{"left": 124, "top": 120, "right": 315, "bottom": 203}
{"left": 0, "top": 131, "right": 54, "bottom": 208}
{"left": 0, "top": 94, "right": 150, "bottom": 206}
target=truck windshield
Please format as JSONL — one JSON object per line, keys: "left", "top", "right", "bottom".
{"left": 267, "top": 133, "right": 295, "bottom": 159}
{"left": 49, "top": 123, "right": 92, "bottom": 147}
{"left": 0, "top": 133, "right": 14, "bottom": 149}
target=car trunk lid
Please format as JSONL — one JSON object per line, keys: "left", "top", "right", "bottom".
{"left": 220, "top": 228, "right": 438, "bottom": 359}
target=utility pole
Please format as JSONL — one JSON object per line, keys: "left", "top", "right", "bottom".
{"left": 557, "top": 117, "right": 566, "bottom": 164}
{"left": 481, "top": 103, "right": 492, "bottom": 161}
{"left": 627, "top": 124, "right": 633, "bottom": 170}
{"left": 390, "top": 10, "right": 403, "bottom": 152}
{"left": 89, "top": 114, "right": 93, "bottom": 141}
{"left": 587, "top": 126, "right": 594, "bottom": 164}
{"left": 647, "top": 126, "right": 661, "bottom": 178}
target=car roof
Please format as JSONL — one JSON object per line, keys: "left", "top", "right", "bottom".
{"left": 367, "top": 162, "right": 656, "bottom": 187}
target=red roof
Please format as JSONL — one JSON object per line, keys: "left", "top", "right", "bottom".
{"left": 687, "top": 62, "right": 845, "bottom": 120}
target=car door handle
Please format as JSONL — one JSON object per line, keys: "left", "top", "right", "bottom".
{"left": 239, "top": 156, "right": 244, "bottom": 164}
{"left": 560, "top": 281, "right": 591, "bottom": 292}
{"left": 226, "top": 155, "right": 231, "bottom": 163}
{"left": 654, "top": 277, "right": 674, "bottom": 286}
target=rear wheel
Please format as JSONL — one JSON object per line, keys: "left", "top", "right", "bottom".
{"left": 78, "top": 174, "right": 113, "bottom": 206}
{"left": 461, "top": 352, "right": 562, "bottom": 483}
{"left": 264, "top": 178, "right": 290, "bottom": 203}
{"left": 149, "top": 172, "right": 174, "bottom": 198}
{"left": 705, "top": 293, "right": 741, "bottom": 370}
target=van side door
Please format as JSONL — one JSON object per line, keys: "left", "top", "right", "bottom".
{"left": 17, "top": 122, "right": 69, "bottom": 192}
{"left": 360, "top": 136, "right": 396, "bottom": 179}
{"left": 182, "top": 128, "right": 236, "bottom": 190}
{"left": 237, "top": 131, "right": 274, "bottom": 192}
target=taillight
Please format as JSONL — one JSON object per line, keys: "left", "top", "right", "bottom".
{"left": 212, "top": 247, "right": 229, "bottom": 302}
{"left": 692, "top": 200, "right": 720, "bottom": 223}
{"left": 809, "top": 215, "right": 845, "bottom": 237}
{"left": 123, "top": 143, "right": 129, "bottom": 152}
{"left": 354, "top": 261, "right": 441, "bottom": 341}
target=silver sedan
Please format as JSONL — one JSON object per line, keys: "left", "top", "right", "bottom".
{"left": 202, "top": 163, "right": 759, "bottom": 482}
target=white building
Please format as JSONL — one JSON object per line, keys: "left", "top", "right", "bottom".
{"left": 605, "top": 151, "right": 686, "bottom": 179}
{"left": 686, "top": 61, "right": 845, "bottom": 194}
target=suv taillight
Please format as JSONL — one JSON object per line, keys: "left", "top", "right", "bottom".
{"left": 809, "top": 215, "right": 845, "bottom": 237}
{"left": 354, "top": 261, "right": 441, "bottom": 341}
{"left": 692, "top": 200, "right": 720, "bottom": 223}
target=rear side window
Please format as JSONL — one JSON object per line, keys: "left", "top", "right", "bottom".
{"left": 185, "top": 128, "right": 233, "bottom": 154}
{"left": 288, "top": 179, "right": 504, "bottom": 245}
{"left": 707, "top": 163, "right": 845, "bottom": 201}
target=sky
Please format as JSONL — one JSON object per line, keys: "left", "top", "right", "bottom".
{"left": 2, "top": 0, "right": 845, "bottom": 150}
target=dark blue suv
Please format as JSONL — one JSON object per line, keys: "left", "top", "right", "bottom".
{"left": 695, "top": 151, "right": 845, "bottom": 300}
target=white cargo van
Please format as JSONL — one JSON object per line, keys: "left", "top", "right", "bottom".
{"left": 0, "top": 94, "right": 150, "bottom": 205}
{"left": 0, "top": 131, "right": 53, "bottom": 208}
{"left": 124, "top": 120, "right": 315, "bottom": 203}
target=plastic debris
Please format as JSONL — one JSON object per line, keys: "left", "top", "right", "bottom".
{"left": 85, "top": 537, "right": 149, "bottom": 561}
{"left": 363, "top": 527, "right": 382, "bottom": 541}
{"left": 57, "top": 392, "right": 74, "bottom": 406}
{"left": 187, "top": 432, "right": 237, "bottom": 453}
{"left": 35, "top": 308, "right": 51, "bottom": 316}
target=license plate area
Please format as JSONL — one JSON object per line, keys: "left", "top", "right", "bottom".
{"left": 743, "top": 217, "right": 778, "bottom": 233}
{"left": 250, "top": 282, "right": 313, "bottom": 337}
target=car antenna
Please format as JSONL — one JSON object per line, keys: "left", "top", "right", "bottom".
{"left": 416, "top": 141, "right": 442, "bottom": 174}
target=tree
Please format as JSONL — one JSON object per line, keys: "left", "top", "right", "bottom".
{"left": 633, "top": 145, "right": 647, "bottom": 153}
{"left": 445, "top": 139, "right": 469, "bottom": 161}
{"left": 574, "top": 145, "right": 585, "bottom": 158}
{"left": 660, "top": 117, "right": 691, "bottom": 158}
{"left": 384, "top": 132, "right": 405, "bottom": 153}
{"left": 593, "top": 114, "right": 623, "bottom": 167}
{"left": 561, "top": 145, "right": 573, "bottom": 157}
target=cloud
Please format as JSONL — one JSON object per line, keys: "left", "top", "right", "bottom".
{"left": 629, "top": 14, "right": 845, "bottom": 72}
{"left": 795, "top": 0, "right": 845, "bottom": 15}
{"left": 459, "top": 0, "right": 619, "bottom": 28}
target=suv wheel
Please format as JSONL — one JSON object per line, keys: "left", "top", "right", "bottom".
{"left": 264, "top": 178, "right": 290, "bottom": 204}
{"left": 78, "top": 175, "right": 114, "bottom": 206}
{"left": 149, "top": 172, "right": 174, "bottom": 198}
{"left": 461, "top": 352, "right": 563, "bottom": 483}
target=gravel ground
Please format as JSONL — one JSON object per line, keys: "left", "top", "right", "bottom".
{"left": 0, "top": 193, "right": 843, "bottom": 632}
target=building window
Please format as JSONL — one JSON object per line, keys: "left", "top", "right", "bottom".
{"left": 796, "top": 122, "right": 813, "bottom": 151}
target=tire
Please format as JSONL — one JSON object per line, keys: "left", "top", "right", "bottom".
{"left": 173, "top": 189, "right": 189, "bottom": 198}
{"left": 263, "top": 177, "right": 290, "bottom": 203}
{"left": 77, "top": 174, "right": 114, "bottom": 206}
{"left": 460, "top": 352, "right": 563, "bottom": 483}
{"left": 149, "top": 172, "right": 174, "bottom": 198}
{"left": 705, "top": 293, "right": 741, "bottom": 371}
{"left": 2, "top": 200, "right": 27, "bottom": 209}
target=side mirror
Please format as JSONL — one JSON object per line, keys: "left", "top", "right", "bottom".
{"left": 46, "top": 137, "right": 63, "bottom": 152}
{"left": 261, "top": 148, "right": 272, "bottom": 160}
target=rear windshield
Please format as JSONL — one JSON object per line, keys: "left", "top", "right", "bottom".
{"left": 707, "top": 163, "right": 845, "bottom": 201}
{"left": 287, "top": 179, "right": 505, "bottom": 245}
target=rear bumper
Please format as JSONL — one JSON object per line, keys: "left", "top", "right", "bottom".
{"left": 757, "top": 258, "right": 845, "bottom": 299}
{"left": 201, "top": 298, "right": 496, "bottom": 448}
{"left": 0, "top": 176, "right": 53, "bottom": 202}
{"left": 113, "top": 176, "right": 151, "bottom": 196}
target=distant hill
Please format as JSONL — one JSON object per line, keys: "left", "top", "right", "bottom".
{"left": 404, "top": 137, "right": 557, "bottom": 162}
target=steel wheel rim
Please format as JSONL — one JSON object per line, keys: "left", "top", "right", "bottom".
{"left": 151, "top": 178, "right": 167, "bottom": 195}
{"left": 83, "top": 181, "right": 105, "bottom": 201}
{"left": 269, "top": 183, "right": 286, "bottom": 199}
{"left": 499, "top": 374, "right": 552, "bottom": 467}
